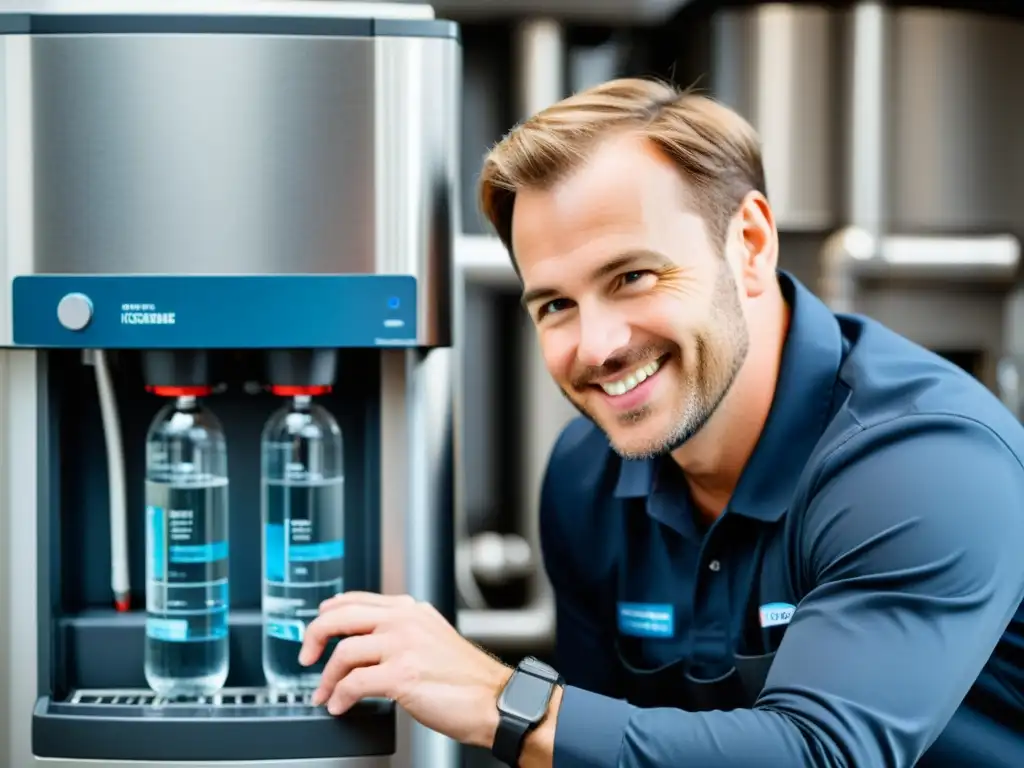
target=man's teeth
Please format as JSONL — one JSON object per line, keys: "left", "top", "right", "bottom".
{"left": 600, "top": 359, "right": 662, "bottom": 396}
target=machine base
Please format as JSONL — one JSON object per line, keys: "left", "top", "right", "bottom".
{"left": 32, "top": 689, "right": 396, "bottom": 761}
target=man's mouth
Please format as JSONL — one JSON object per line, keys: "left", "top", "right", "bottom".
{"left": 595, "top": 356, "right": 666, "bottom": 397}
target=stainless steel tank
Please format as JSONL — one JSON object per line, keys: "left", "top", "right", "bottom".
{"left": 673, "top": 2, "right": 1024, "bottom": 389}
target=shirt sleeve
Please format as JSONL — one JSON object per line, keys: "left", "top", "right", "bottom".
{"left": 552, "top": 414, "right": 1024, "bottom": 768}
{"left": 540, "top": 424, "right": 621, "bottom": 698}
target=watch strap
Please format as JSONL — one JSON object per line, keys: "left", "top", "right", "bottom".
{"left": 491, "top": 710, "right": 533, "bottom": 767}
{"left": 491, "top": 657, "right": 562, "bottom": 766}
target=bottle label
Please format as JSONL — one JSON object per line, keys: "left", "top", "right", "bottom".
{"left": 146, "top": 485, "right": 230, "bottom": 643}
{"left": 264, "top": 477, "right": 345, "bottom": 641}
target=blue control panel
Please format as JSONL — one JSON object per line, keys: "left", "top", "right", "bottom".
{"left": 11, "top": 274, "right": 419, "bottom": 349}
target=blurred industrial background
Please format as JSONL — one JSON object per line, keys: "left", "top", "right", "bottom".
{"left": 2, "top": 1, "right": 1022, "bottom": 765}
{"left": 446, "top": 2, "right": 1024, "bottom": 763}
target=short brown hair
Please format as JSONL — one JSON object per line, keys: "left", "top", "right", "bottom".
{"left": 478, "top": 77, "right": 766, "bottom": 262}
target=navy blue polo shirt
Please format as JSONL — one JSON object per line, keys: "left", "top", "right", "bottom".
{"left": 541, "top": 271, "right": 1024, "bottom": 767}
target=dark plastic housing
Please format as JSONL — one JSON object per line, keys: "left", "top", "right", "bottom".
{"left": 33, "top": 348, "right": 393, "bottom": 762}
{"left": 141, "top": 349, "right": 213, "bottom": 389}
{"left": 265, "top": 348, "right": 339, "bottom": 388}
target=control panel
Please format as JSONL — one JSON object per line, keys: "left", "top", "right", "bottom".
{"left": 11, "top": 275, "right": 419, "bottom": 349}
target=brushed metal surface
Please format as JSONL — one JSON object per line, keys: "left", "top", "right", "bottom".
{"left": 373, "top": 34, "right": 460, "bottom": 347}
{"left": 2, "top": 27, "right": 458, "bottom": 346}
{"left": 889, "top": 8, "right": 1024, "bottom": 234}
{"left": 711, "top": 4, "right": 837, "bottom": 232}
{"left": 378, "top": 347, "right": 460, "bottom": 768}
{"left": 0, "top": 0, "right": 434, "bottom": 18}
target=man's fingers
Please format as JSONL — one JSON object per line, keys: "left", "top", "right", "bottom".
{"left": 319, "top": 591, "right": 416, "bottom": 613}
{"left": 311, "top": 634, "right": 384, "bottom": 707}
{"left": 299, "top": 604, "right": 391, "bottom": 666}
{"left": 325, "top": 664, "right": 390, "bottom": 716}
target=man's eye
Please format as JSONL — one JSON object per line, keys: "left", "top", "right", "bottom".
{"left": 539, "top": 298, "right": 571, "bottom": 318}
{"left": 622, "top": 270, "right": 653, "bottom": 285}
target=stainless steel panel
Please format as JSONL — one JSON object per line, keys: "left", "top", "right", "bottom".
{"left": 889, "top": 8, "right": 1024, "bottom": 233}
{"left": 414, "top": 0, "right": 692, "bottom": 24}
{"left": 30, "top": 35, "right": 376, "bottom": 276}
{"left": 0, "top": 350, "right": 39, "bottom": 768}
{"left": 3, "top": 27, "right": 458, "bottom": 346}
{"left": 405, "top": 347, "right": 460, "bottom": 768}
{"left": 0, "top": 34, "right": 33, "bottom": 341}
{"left": 374, "top": 34, "right": 461, "bottom": 347}
{"left": 711, "top": 4, "right": 836, "bottom": 232}
{"left": 1, "top": 1, "right": 435, "bottom": 19}
{"left": 379, "top": 348, "right": 460, "bottom": 768}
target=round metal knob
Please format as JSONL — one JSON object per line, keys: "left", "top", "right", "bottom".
{"left": 57, "top": 292, "right": 94, "bottom": 331}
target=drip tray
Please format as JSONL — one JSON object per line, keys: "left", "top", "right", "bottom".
{"left": 66, "top": 685, "right": 337, "bottom": 714}
{"left": 33, "top": 687, "right": 396, "bottom": 762}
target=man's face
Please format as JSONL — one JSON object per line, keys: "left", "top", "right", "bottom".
{"left": 512, "top": 134, "right": 752, "bottom": 460}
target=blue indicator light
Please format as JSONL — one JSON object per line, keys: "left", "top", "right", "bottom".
{"left": 387, "top": 296, "right": 401, "bottom": 310}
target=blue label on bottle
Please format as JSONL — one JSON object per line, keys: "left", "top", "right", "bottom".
{"left": 145, "top": 482, "right": 230, "bottom": 644}
{"left": 265, "top": 522, "right": 286, "bottom": 583}
{"left": 288, "top": 540, "right": 344, "bottom": 562}
{"left": 147, "top": 505, "right": 165, "bottom": 580}
{"left": 169, "top": 541, "right": 228, "bottom": 563}
{"left": 146, "top": 610, "right": 229, "bottom": 643}
{"left": 266, "top": 618, "right": 307, "bottom": 643}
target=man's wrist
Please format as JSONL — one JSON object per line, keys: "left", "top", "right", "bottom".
{"left": 519, "top": 684, "right": 562, "bottom": 768}
{"left": 474, "top": 661, "right": 515, "bottom": 750}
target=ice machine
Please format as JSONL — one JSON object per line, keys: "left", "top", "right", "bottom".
{"left": 0, "top": 2, "right": 461, "bottom": 766}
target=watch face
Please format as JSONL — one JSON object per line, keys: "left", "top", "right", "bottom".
{"left": 498, "top": 671, "right": 554, "bottom": 722}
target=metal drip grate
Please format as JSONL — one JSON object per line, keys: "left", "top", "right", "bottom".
{"left": 68, "top": 687, "right": 316, "bottom": 708}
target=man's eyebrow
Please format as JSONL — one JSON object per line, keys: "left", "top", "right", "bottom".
{"left": 520, "top": 250, "right": 672, "bottom": 309}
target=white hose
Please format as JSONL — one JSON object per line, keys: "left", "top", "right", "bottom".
{"left": 93, "top": 350, "right": 130, "bottom": 611}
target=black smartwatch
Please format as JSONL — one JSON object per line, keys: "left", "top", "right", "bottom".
{"left": 491, "top": 656, "right": 563, "bottom": 767}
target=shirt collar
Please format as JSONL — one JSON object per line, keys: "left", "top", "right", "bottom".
{"left": 612, "top": 271, "right": 844, "bottom": 522}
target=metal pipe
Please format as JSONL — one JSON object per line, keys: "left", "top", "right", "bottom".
{"left": 458, "top": 600, "right": 556, "bottom": 654}
{"left": 819, "top": 227, "right": 1020, "bottom": 311}
{"left": 454, "top": 233, "right": 518, "bottom": 286}
{"left": 847, "top": 2, "right": 887, "bottom": 237}
{"left": 821, "top": 3, "right": 889, "bottom": 313}
{"left": 514, "top": 18, "right": 565, "bottom": 120}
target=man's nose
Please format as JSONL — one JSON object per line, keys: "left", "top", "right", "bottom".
{"left": 576, "top": 306, "right": 631, "bottom": 367}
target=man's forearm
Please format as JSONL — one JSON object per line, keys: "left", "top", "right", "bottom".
{"left": 519, "top": 685, "right": 563, "bottom": 768}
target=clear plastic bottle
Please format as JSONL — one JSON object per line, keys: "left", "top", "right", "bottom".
{"left": 144, "top": 394, "right": 230, "bottom": 697}
{"left": 261, "top": 394, "right": 345, "bottom": 690}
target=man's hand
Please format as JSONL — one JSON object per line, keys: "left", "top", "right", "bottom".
{"left": 299, "top": 591, "right": 513, "bottom": 749}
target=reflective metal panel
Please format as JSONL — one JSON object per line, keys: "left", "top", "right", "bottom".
{"left": 711, "top": 4, "right": 837, "bottom": 231}
{"left": 889, "top": 8, "right": 1024, "bottom": 234}
{"left": 3, "top": 26, "right": 458, "bottom": 346}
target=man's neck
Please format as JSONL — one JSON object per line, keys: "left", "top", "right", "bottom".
{"left": 671, "top": 292, "right": 790, "bottom": 521}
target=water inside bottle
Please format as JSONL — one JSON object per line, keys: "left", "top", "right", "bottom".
{"left": 144, "top": 474, "right": 230, "bottom": 697}
{"left": 262, "top": 472, "right": 345, "bottom": 689}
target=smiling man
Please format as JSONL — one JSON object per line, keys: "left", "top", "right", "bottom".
{"left": 299, "top": 77, "right": 1024, "bottom": 767}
